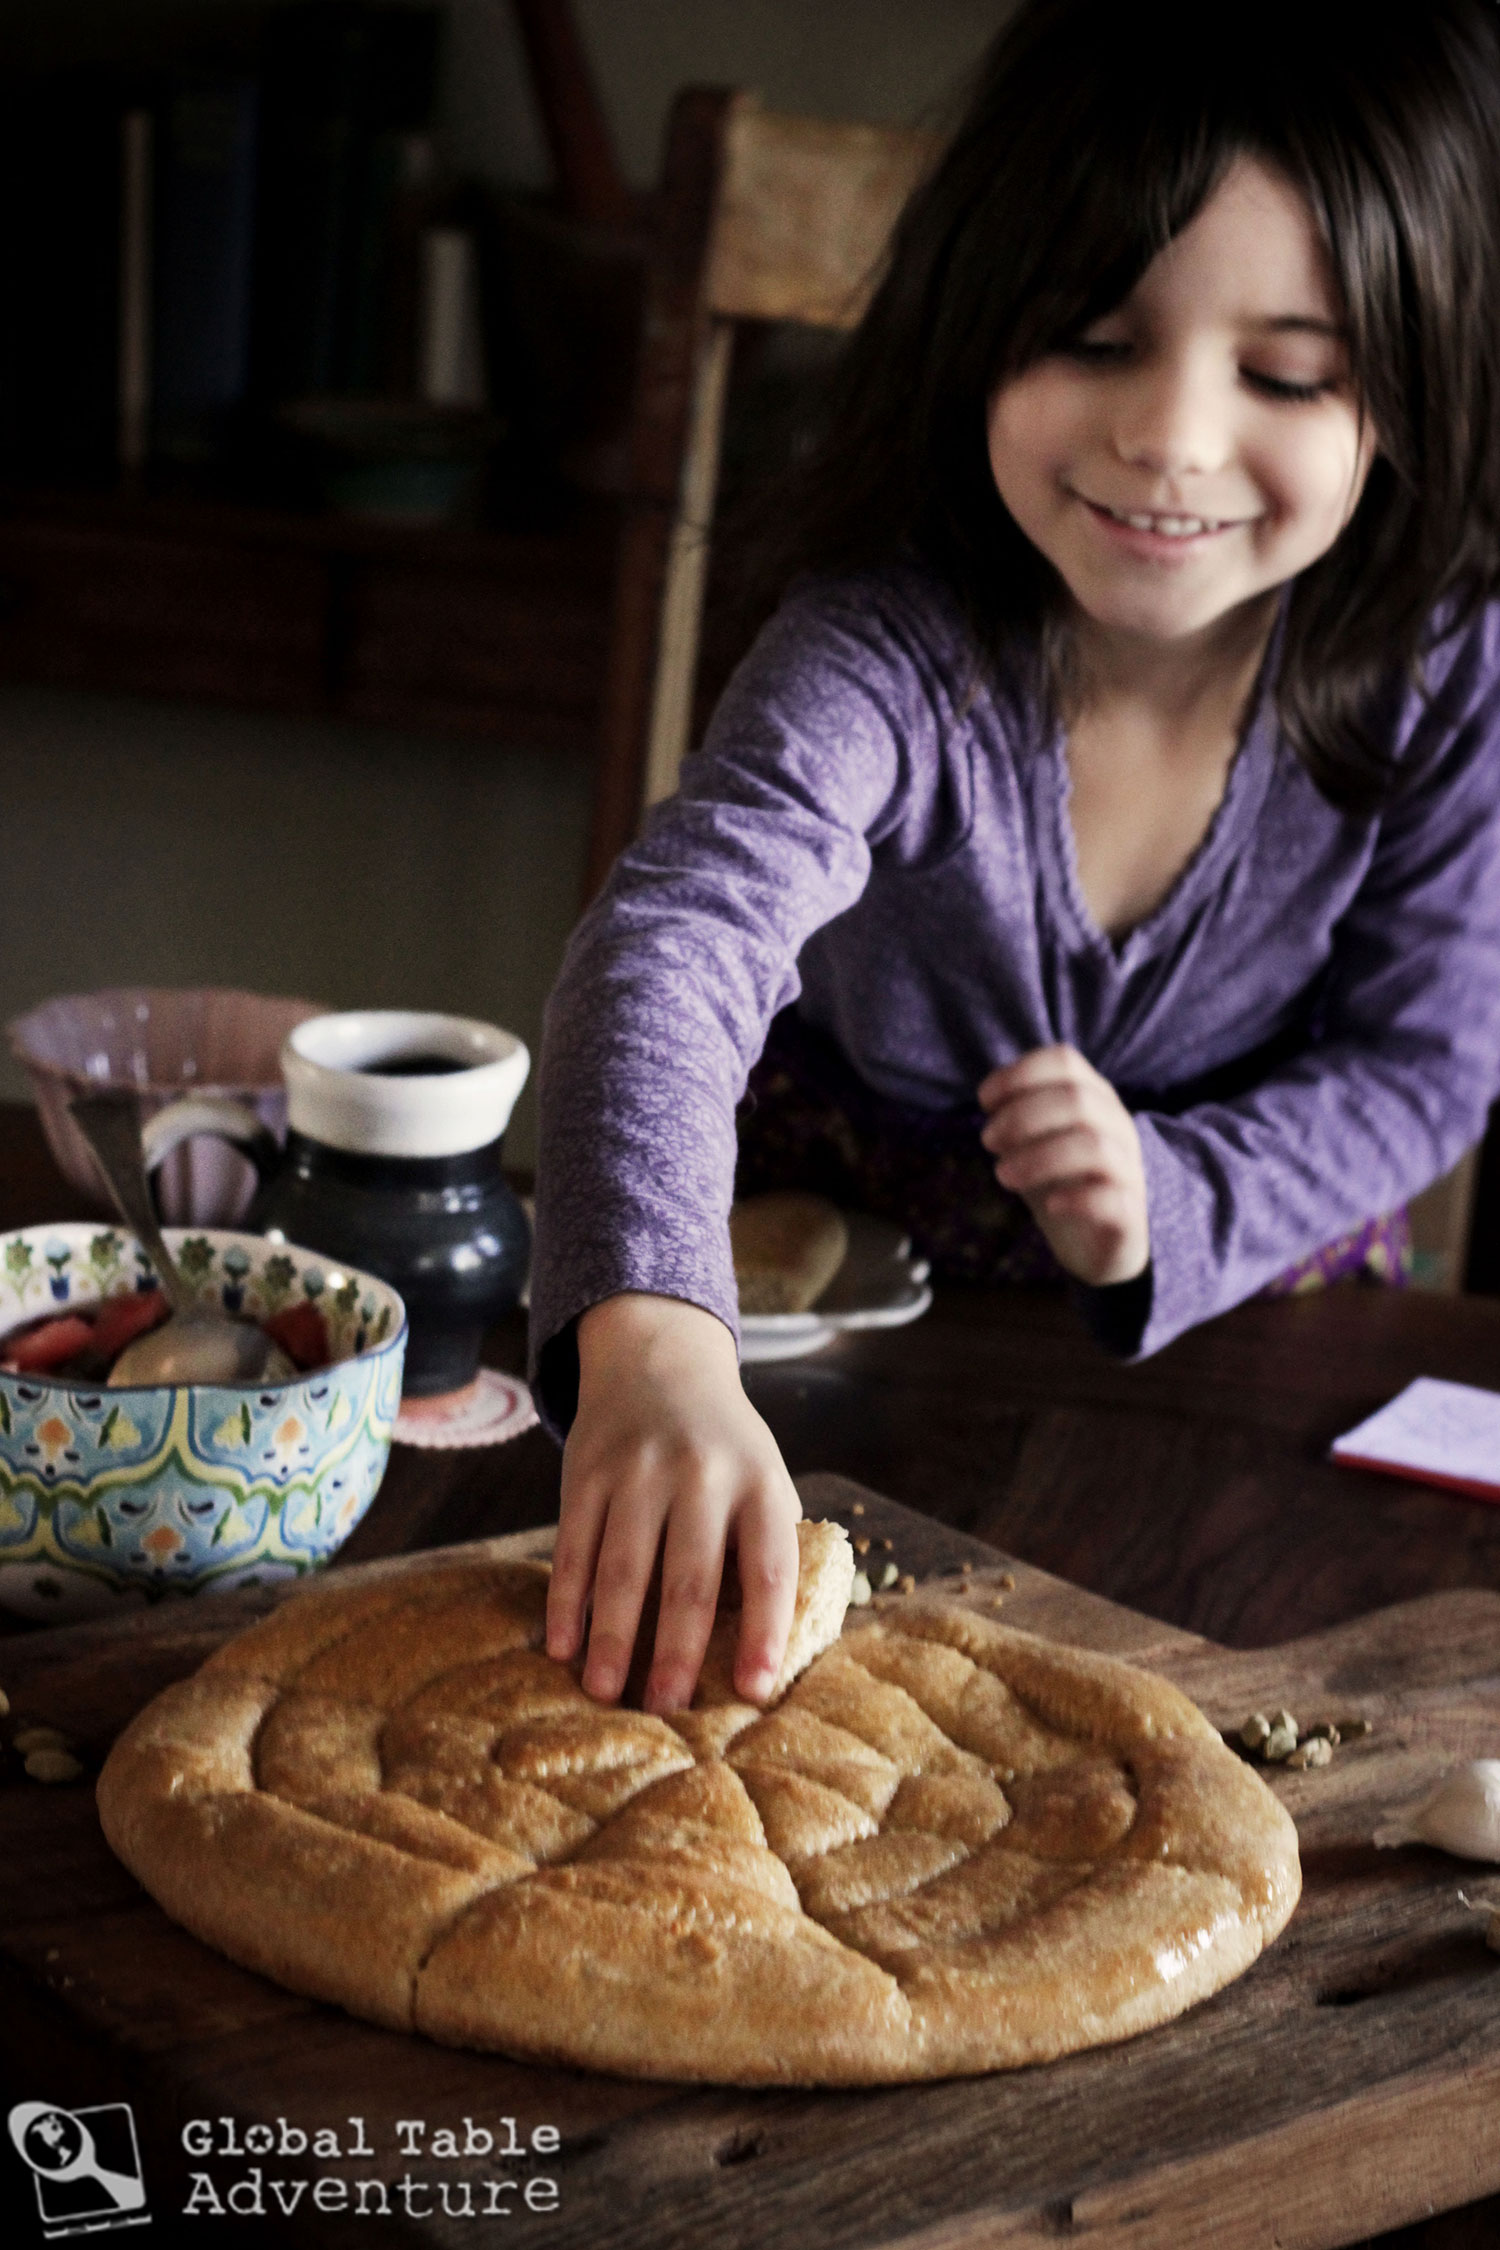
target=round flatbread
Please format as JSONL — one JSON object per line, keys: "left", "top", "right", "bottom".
{"left": 731, "top": 1192, "right": 849, "bottom": 1314}
{"left": 96, "top": 1532, "right": 1299, "bottom": 2085}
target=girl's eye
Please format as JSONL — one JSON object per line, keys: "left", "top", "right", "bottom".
{"left": 1063, "top": 337, "right": 1131, "bottom": 364}
{"left": 1055, "top": 342, "right": 1340, "bottom": 401}
{"left": 1244, "top": 370, "right": 1337, "bottom": 403}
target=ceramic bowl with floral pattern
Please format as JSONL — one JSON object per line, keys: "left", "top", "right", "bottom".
{"left": 0, "top": 1225, "right": 406, "bottom": 1621}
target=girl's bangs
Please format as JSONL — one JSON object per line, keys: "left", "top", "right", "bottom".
{"left": 996, "top": 123, "right": 1242, "bottom": 375}
{"left": 977, "top": 20, "right": 1390, "bottom": 392}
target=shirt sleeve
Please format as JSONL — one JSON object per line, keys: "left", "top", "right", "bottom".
{"left": 528, "top": 579, "right": 951, "bottom": 1435}
{"left": 1114, "top": 611, "right": 1500, "bottom": 1358}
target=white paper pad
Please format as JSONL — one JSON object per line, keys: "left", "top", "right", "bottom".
{"left": 1330, "top": 1376, "right": 1500, "bottom": 1502}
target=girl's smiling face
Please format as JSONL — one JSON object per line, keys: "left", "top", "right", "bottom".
{"left": 987, "top": 157, "right": 1378, "bottom": 654}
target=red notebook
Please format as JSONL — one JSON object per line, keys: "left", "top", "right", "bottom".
{"left": 1330, "top": 1377, "right": 1500, "bottom": 1504}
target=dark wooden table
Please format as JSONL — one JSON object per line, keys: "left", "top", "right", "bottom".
{"left": 2, "top": 1100, "right": 1498, "bottom": 2245}
{"left": 6, "top": 1103, "right": 1496, "bottom": 1654}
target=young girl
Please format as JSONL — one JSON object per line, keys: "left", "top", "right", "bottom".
{"left": 531, "top": 0, "right": 1500, "bottom": 1717}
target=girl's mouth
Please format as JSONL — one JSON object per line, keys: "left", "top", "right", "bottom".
{"left": 1078, "top": 494, "right": 1248, "bottom": 542}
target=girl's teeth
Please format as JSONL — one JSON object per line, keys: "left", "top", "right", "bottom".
{"left": 1109, "top": 505, "right": 1217, "bottom": 536}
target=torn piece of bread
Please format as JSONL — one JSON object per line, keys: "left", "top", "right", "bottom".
{"left": 693, "top": 1519, "right": 854, "bottom": 1708}
{"left": 732, "top": 1192, "right": 849, "bottom": 1314}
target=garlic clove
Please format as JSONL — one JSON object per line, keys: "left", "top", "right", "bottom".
{"left": 1374, "top": 1759, "right": 1500, "bottom": 1860}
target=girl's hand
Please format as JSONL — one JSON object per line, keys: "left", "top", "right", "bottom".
{"left": 978, "top": 1045, "right": 1149, "bottom": 1286}
{"left": 545, "top": 1292, "right": 803, "bottom": 1716}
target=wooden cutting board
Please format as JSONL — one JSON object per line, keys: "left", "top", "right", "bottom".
{"left": 1, "top": 1473, "right": 1497, "bottom": 2250}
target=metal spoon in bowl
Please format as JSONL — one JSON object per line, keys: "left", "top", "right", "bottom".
{"left": 67, "top": 1092, "right": 296, "bottom": 1388}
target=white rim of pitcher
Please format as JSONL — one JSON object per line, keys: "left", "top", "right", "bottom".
{"left": 282, "top": 1011, "right": 530, "bottom": 1160}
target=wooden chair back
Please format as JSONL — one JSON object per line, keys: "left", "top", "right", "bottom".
{"left": 582, "top": 89, "right": 936, "bottom": 899}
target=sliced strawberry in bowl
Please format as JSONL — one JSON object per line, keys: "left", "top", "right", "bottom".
{"left": 262, "top": 1301, "right": 330, "bottom": 1374}
{"left": 89, "top": 1290, "right": 169, "bottom": 1362}
{"left": 3, "top": 1315, "right": 96, "bottom": 1372}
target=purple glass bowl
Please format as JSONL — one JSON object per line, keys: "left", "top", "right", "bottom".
{"left": 8, "top": 988, "right": 327, "bottom": 1226}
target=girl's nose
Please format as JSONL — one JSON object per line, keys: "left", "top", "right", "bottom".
{"left": 1111, "top": 354, "right": 1230, "bottom": 479}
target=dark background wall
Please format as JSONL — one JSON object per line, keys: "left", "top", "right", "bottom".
{"left": 0, "top": 1, "right": 1011, "bottom": 1163}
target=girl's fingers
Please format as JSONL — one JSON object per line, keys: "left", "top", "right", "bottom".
{"left": 582, "top": 1489, "right": 669, "bottom": 1703}
{"left": 731, "top": 1490, "right": 803, "bottom": 1704}
{"left": 994, "top": 1123, "right": 1118, "bottom": 1195}
{"left": 981, "top": 1081, "right": 1094, "bottom": 1155}
{"left": 979, "top": 1053, "right": 1149, "bottom": 1288}
{"left": 546, "top": 1477, "right": 610, "bottom": 1662}
{"left": 977, "top": 1044, "right": 1089, "bottom": 1110}
{"left": 643, "top": 1499, "right": 730, "bottom": 1715}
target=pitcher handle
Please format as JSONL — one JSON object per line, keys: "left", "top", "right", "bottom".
{"left": 141, "top": 1096, "right": 282, "bottom": 1188}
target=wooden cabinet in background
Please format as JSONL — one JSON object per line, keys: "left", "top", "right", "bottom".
{"left": 0, "top": 489, "right": 618, "bottom": 753}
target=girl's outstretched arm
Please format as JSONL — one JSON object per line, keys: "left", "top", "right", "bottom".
{"left": 545, "top": 1293, "right": 803, "bottom": 1712}
{"left": 528, "top": 571, "right": 953, "bottom": 1706}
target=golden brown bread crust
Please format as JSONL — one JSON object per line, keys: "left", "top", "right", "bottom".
{"left": 97, "top": 1537, "right": 1301, "bottom": 2085}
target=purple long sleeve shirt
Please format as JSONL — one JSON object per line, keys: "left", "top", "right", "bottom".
{"left": 532, "top": 561, "right": 1500, "bottom": 1429}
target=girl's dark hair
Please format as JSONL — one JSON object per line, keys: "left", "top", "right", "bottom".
{"left": 755, "top": 0, "right": 1500, "bottom": 808}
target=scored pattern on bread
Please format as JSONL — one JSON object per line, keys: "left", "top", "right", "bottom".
{"left": 96, "top": 1540, "right": 1300, "bottom": 2085}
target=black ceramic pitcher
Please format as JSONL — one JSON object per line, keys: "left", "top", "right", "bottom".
{"left": 142, "top": 1010, "right": 532, "bottom": 1395}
